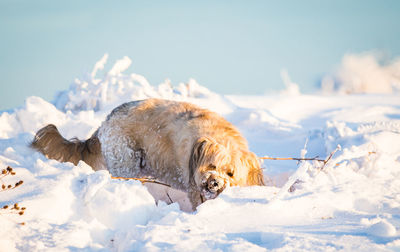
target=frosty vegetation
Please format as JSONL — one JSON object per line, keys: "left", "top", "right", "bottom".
{"left": 0, "top": 54, "right": 399, "bottom": 251}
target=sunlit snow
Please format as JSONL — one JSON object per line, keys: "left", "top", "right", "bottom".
{"left": 1, "top": 55, "right": 399, "bottom": 251}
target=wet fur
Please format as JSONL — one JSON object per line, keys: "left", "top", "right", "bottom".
{"left": 31, "top": 98, "right": 265, "bottom": 210}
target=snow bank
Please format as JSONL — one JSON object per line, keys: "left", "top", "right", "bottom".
{"left": 320, "top": 52, "right": 400, "bottom": 94}
{"left": 1, "top": 56, "right": 400, "bottom": 251}
{"left": 54, "top": 54, "right": 234, "bottom": 115}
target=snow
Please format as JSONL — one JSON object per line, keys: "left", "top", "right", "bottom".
{"left": 320, "top": 52, "right": 400, "bottom": 94}
{"left": 1, "top": 55, "right": 400, "bottom": 251}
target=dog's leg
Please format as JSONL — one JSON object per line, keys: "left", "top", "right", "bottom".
{"left": 188, "top": 185, "right": 203, "bottom": 211}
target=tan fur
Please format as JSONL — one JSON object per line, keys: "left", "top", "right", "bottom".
{"left": 30, "top": 124, "right": 105, "bottom": 170}
{"left": 31, "top": 99, "right": 265, "bottom": 210}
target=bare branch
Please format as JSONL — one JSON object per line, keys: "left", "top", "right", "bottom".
{"left": 1, "top": 166, "right": 27, "bottom": 222}
{"left": 259, "top": 156, "right": 326, "bottom": 163}
{"left": 260, "top": 146, "right": 341, "bottom": 193}
{"left": 259, "top": 145, "right": 341, "bottom": 170}
{"left": 166, "top": 192, "right": 173, "bottom": 204}
{"left": 318, "top": 145, "right": 341, "bottom": 170}
{"left": 111, "top": 176, "right": 171, "bottom": 187}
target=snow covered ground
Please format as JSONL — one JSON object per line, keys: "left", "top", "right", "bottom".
{"left": 1, "top": 55, "right": 400, "bottom": 251}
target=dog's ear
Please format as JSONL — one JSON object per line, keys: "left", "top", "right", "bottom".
{"left": 189, "top": 137, "right": 231, "bottom": 182}
{"left": 189, "top": 137, "right": 227, "bottom": 172}
{"left": 189, "top": 137, "right": 209, "bottom": 174}
{"left": 242, "top": 152, "right": 265, "bottom": 186}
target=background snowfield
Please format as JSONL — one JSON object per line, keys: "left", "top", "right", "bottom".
{"left": 1, "top": 56, "right": 400, "bottom": 251}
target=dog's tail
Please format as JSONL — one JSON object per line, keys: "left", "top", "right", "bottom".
{"left": 30, "top": 124, "right": 104, "bottom": 170}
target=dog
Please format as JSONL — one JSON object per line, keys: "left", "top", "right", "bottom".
{"left": 31, "top": 98, "right": 265, "bottom": 210}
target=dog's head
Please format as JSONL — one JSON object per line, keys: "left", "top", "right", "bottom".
{"left": 189, "top": 137, "right": 265, "bottom": 200}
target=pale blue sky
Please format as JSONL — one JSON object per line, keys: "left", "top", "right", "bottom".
{"left": 1, "top": 0, "right": 399, "bottom": 110}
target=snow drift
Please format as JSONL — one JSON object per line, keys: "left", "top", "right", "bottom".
{"left": 320, "top": 52, "right": 400, "bottom": 94}
{"left": 1, "top": 55, "right": 400, "bottom": 251}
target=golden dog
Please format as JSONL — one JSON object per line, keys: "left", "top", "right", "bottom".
{"left": 31, "top": 99, "right": 264, "bottom": 210}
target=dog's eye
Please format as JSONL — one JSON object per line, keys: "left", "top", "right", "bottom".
{"left": 208, "top": 164, "right": 216, "bottom": 169}
{"left": 227, "top": 171, "right": 234, "bottom": 177}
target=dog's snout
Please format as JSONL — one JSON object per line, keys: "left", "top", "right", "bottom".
{"left": 208, "top": 179, "right": 219, "bottom": 189}
{"left": 201, "top": 173, "right": 227, "bottom": 200}
{"left": 206, "top": 175, "right": 222, "bottom": 191}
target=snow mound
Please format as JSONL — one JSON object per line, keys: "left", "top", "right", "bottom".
{"left": 321, "top": 52, "right": 400, "bottom": 94}
{"left": 54, "top": 54, "right": 234, "bottom": 115}
{"left": 362, "top": 218, "right": 397, "bottom": 237}
{"left": 1, "top": 55, "right": 400, "bottom": 251}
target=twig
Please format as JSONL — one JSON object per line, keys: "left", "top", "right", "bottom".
{"left": 259, "top": 145, "right": 341, "bottom": 170}
{"left": 1, "top": 166, "right": 27, "bottom": 224}
{"left": 1, "top": 166, "right": 16, "bottom": 180}
{"left": 1, "top": 180, "right": 24, "bottom": 192}
{"left": 166, "top": 192, "right": 173, "bottom": 204}
{"left": 1, "top": 166, "right": 24, "bottom": 192}
{"left": 319, "top": 146, "right": 341, "bottom": 170}
{"left": 1, "top": 203, "right": 26, "bottom": 216}
{"left": 110, "top": 176, "right": 171, "bottom": 187}
{"left": 260, "top": 156, "right": 326, "bottom": 163}
{"left": 283, "top": 145, "right": 341, "bottom": 193}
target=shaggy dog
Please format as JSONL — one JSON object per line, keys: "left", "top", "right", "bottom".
{"left": 31, "top": 98, "right": 265, "bottom": 210}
